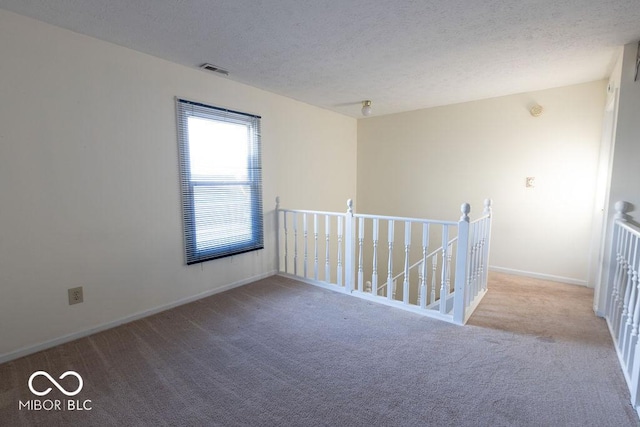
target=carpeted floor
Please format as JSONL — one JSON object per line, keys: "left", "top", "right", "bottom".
{"left": 0, "top": 272, "right": 638, "bottom": 426}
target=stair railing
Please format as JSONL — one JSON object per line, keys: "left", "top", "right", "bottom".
{"left": 276, "top": 197, "right": 492, "bottom": 325}
{"left": 603, "top": 201, "right": 640, "bottom": 409}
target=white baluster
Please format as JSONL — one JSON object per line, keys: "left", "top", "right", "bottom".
{"left": 480, "top": 217, "right": 488, "bottom": 291}
{"left": 629, "top": 235, "right": 640, "bottom": 376}
{"left": 314, "top": 214, "right": 319, "bottom": 280}
{"left": 358, "top": 218, "right": 365, "bottom": 292}
{"left": 618, "top": 230, "right": 631, "bottom": 340}
{"left": 609, "top": 222, "right": 623, "bottom": 318}
{"left": 482, "top": 199, "right": 493, "bottom": 292}
{"left": 609, "top": 249, "right": 622, "bottom": 323}
{"left": 479, "top": 218, "right": 487, "bottom": 290}
{"left": 627, "top": 268, "right": 640, "bottom": 371}
{"left": 387, "top": 220, "right": 395, "bottom": 300}
{"left": 344, "top": 199, "right": 354, "bottom": 292}
{"left": 431, "top": 253, "right": 438, "bottom": 304}
{"left": 325, "top": 215, "right": 331, "bottom": 283}
{"left": 276, "top": 197, "right": 281, "bottom": 272}
{"left": 476, "top": 217, "right": 482, "bottom": 293}
{"left": 293, "top": 212, "right": 298, "bottom": 276}
{"left": 623, "top": 256, "right": 635, "bottom": 350}
{"left": 420, "top": 223, "right": 429, "bottom": 309}
{"left": 623, "top": 235, "right": 640, "bottom": 357}
{"left": 446, "top": 242, "right": 453, "bottom": 297}
{"left": 473, "top": 220, "right": 483, "bottom": 299}
{"left": 440, "top": 225, "right": 449, "bottom": 314}
{"left": 611, "top": 225, "right": 626, "bottom": 334}
{"left": 467, "top": 223, "right": 477, "bottom": 306}
{"left": 417, "top": 261, "right": 424, "bottom": 307}
{"left": 616, "top": 235, "right": 629, "bottom": 336}
{"left": 337, "top": 216, "right": 343, "bottom": 286}
{"left": 283, "top": 212, "right": 289, "bottom": 273}
{"left": 441, "top": 245, "right": 453, "bottom": 307}
{"left": 372, "top": 218, "right": 379, "bottom": 294}
{"left": 474, "top": 222, "right": 482, "bottom": 301}
{"left": 303, "top": 213, "right": 308, "bottom": 278}
{"left": 613, "top": 228, "right": 625, "bottom": 335}
{"left": 403, "top": 221, "right": 411, "bottom": 305}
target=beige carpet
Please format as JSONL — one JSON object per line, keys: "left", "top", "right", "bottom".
{"left": 0, "top": 272, "right": 638, "bottom": 426}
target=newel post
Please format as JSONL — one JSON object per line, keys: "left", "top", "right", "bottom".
{"left": 344, "top": 199, "right": 355, "bottom": 292}
{"left": 453, "top": 203, "right": 471, "bottom": 325}
{"left": 615, "top": 201, "right": 632, "bottom": 222}
{"left": 483, "top": 198, "right": 492, "bottom": 217}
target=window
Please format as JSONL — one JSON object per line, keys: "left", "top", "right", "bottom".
{"left": 176, "top": 98, "right": 263, "bottom": 264}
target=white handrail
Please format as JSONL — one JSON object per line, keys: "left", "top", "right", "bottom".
{"left": 355, "top": 212, "right": 457, "bottom": 226}
{"left": 470, "top": 213, "right": 491, "bottom": 224}
{"left": 279, "top": 208, "right": 342, "bottom": 216}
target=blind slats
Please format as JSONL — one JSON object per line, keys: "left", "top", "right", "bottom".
{"left": 176, "top": 98, "right": 264, "bottom": 264}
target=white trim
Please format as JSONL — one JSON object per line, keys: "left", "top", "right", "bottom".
{"left": 0, "top": 270, "right": 277, "bottom": 365}
{"left": 489, "top": 266, "right": 587, "bottom": 287}
{"left": 278, "top": 272, "right": 350, "bottom": 295}
{"left": 594, "top": 308, "right": 606, "bottom": 318}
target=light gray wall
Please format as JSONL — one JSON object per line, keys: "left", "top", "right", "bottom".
{"left": 595, "top": 41, "right": 640, "bottom": 313}
{"left": 0, "top": 10, "right": 357, "bottom": 360}
{"left": 609, "top": 42, "right": 640, "bottom": 216}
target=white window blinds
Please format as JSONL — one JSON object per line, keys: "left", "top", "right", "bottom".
{"left": 176, "top": 98, "right": 263, "bottom": 264}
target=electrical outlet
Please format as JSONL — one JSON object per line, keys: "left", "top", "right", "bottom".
{"left": 68, "top": 287, "right": 84, "bottom": 305}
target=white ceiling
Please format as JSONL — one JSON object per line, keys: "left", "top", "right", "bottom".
{"left": 1, "top": 1, "right": 639, "bottom": 118}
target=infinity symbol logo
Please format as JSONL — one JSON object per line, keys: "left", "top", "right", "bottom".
{"left": 28, "top": 371, "right": 84, "bottom": 397}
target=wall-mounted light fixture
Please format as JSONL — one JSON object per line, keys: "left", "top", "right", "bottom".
{"left": 361, "top": 100, "right": 372, "bottom": 117}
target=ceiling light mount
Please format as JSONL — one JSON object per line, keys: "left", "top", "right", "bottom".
{"left": 361, "top": 100, "right": 372, "bottom": 117}
{"left": 529, "top": 104, "right": 543, "bottom": 117}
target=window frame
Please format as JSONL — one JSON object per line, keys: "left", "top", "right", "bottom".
{"left": 176, "top": 98, "right": 264, "bottom": 265}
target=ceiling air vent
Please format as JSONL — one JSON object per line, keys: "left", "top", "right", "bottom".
{"left": 199, "top": 63, "right": 229, "bottom": 76}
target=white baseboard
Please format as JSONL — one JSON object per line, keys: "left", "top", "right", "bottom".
{"left": 489, "top": 266, "right": 587, "bottom": 287}
{"left": 277, "top": 272, "right": 350, "bottom": 295}
{"left": 594, "top": 307, "right": 606, "bottom": 318}
{"left": 0, "top": 270, "right": 277, "bottom": 365}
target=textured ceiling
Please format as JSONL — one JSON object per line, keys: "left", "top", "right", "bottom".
{"left": 1, "top": 1, "right": 639, "bottom": 117}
